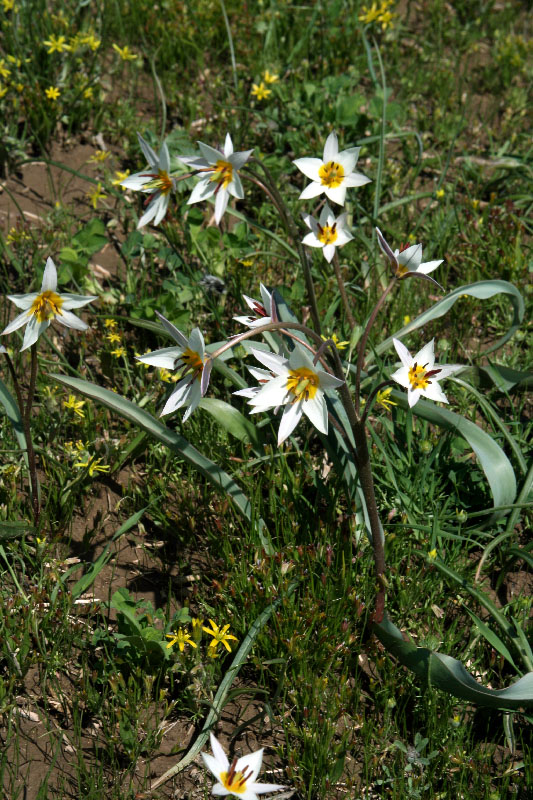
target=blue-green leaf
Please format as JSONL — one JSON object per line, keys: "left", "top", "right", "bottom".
{"left": 374, "top": 615, "right": 533, "bottom": 710}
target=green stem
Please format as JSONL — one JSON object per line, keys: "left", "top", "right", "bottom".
{"left": 332, "top": 250, "right": 355, "bottom": 328}
{"left": 354, "top": 277, "right": 397, "bottom": 414}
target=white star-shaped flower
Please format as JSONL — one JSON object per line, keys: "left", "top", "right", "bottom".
{"left": 376, "top": 227, "right": 443, "bottom": 285}
{"left": 293, "top": 131, "right": 371, "bottom": 206}
{"left": 302, "top": 203, "right": 353, "bottom": 262}
{"left": 136, "top": 312, "right": 209, "bottom": 421}
{"left": 244, "top": 346, "right": 344, "bottom": 445}
{"left": 201, "top": 733, "right": 285, "bottom": 800}
{"left": 233, "top": 284, "right": 273, "bottom": 328}
{"left": 179, "top": 133, "right": 253, "bottom": 225}
{"left": 391, "top": 338, "right": 461, "bottom": 407}
{"left": 2, "top": 257, "right": 96, "bottom": 351}
{"left": 121, "top": 133, "right": 174, "bottom": 228}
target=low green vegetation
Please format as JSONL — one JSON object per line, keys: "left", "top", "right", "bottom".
{"left": 0, "top": 1, "right": 531, "bottom": 798}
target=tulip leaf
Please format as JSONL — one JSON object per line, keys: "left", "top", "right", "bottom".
{"left": 199, "top": 397, "right": 265, "bottom": 455}
{"left": 388, "top": 390, "right": 516, "bottom": 516}
{"left": 50, "top": 374, "right": 261, "bottom": 529}
{"left": 374, "top": 615, "right": 533, "bottom": 710}
{"left": 376, "top": 280, "right": 525, "bottom": 359}
{"left": 0, "top": 376, "right": 27, "bottom": 464}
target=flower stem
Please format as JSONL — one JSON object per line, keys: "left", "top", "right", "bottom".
{"left": 332, "top": 250, "right": 356, "bottom": 328}
{"left": 354, "top": 277, "right": 397, "bottom": 414}
{"left": 247, "top": 158, "right": 322, "bottom": 334}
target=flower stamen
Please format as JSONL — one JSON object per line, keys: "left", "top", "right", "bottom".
{"left": 30, "top": 290, "right": 63, "bottom": 323}
{"left": 318, "top": 160, "right": 345, "bottom": 188}
{"left": 286, "top": 367, "right": 320, "bottom": 402}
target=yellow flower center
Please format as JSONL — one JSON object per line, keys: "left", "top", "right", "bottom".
{"left": 286, "top": 367, "right": 319, "bottom": 401}
{"left": 408, "top": 362, "right": 441, "bottom": 391}
{"left": 209, "top": 159, "right": 233, "bottom": 189}
{"left": 221, "top": 759, "right": 252, "bottom": 794}
{"left": 317, "top": 223, "right": 338, "bottom": 245}
{"left": 318, "top": 161, "right": 345, "bottom": 188}
{"left": 141, "top": 170, "right": 173, "bottom": 195}
{"left": 30, "top": 290, "right": 63, "bottom": 323}
{"left": 180, "top": 347, "right": 204, "bottom": 377}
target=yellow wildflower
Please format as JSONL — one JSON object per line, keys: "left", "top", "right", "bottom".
{"left": 2, "top": 0, "right": 15, "bottom": 11}
{"left": 322, "top": 333, "right": 349, "bottom": 351}
{"left": 251, "top": 82, "right": 271, "bottom": 100}
{"left": 45, "top": 86, "right": 60, "bottom": 101}
{"left": 239, "top": 259, "right": 254, "bottom": 268}
{"left": 87, "top": 182, "right": 106, "bottom": 209}
{"left": 166, "top": 628, "right": 197, "bottom": 652}
{"left": 428, "top": 548, "right": 437, "bottom": 561}
{"left": 0, "top": 85, "right": 8, "bottom": 99}
{"left": 63, "top": 394, "right": 86, "bottom": 418}
{"left": 436, "top": 188, "right": 445, "bottom": 199}
{"left": 112, "top": 169, "right": 130, "bottom": 188}
{"left": 159, "top": 367, "right": 179, "bottom": 383}
{"left": 359, "top": 0, "right": 394, "bottom": 30}
{"left": 104, "top": 318, "right": 117, "bottom": 328}
{"left": 376, "top": 387, "right": 396, "bottom": 410}
{"left": 111, "top": 346, "right": 126, "bottom": 358}
{"left": 106, "top": 332, "right": 121, "bottom": 344}
{"left": 403, "top": 315, "right": 411, "bottom": 325}
{"left": 263, "top": 69, "right": 279, "bottom": 84}
{"left": 89, "top": 150, "right": 110, "bottom": 164}
{"left": 43, "top": 34, "right": 70, "bottom": 54}
{"left": 0, "top": 60, "right": 11, "bottom": 80}
{"left": 202, "top": 619, "right": 238, "bottom": 654}
{"left": 112, "top": 43, "right": 138, "bottom": 61}
{"left": 83, "top": 86, "right": 94, "bottom": 99}
{"left": 74, "top": 457, "right": 110, "bottom": 477}
{"left": 78, "top": 32, "right": 101, "bottom": 51}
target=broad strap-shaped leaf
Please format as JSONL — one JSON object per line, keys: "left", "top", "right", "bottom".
{"left": 199, "top": 398, "right": 264, "bottom": 455}
{"left": 374, "top": 615, "right": 533, "bottom": 710}
{"left": 0, "top": 376, "right": 27, "bottom": 465}
{"left": 50, "top": 374, "right": 261, "bottom": 528}
{"left": 388, "top": 390, "right": 516, "bottom": 515}
{"left": 376, "top": 280, "right": 525, "bottom": 359}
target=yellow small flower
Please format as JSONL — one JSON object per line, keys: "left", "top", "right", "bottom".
{"left": 2, "top": 0, "right": 15, "bottom": 11}
{"left": 159, "top": 367, "right": 178, "bottom": 383}
{"left": 436, "top": 188, "right": 445, "bottom": 199}
{"left": 191, "top": 617, "right": 204, "bottom": 643}
{"left": 471, "top": 198, "right": 480, "bottom": 211}
{"left": 403, "top": 315, "right": 411, "bottom": 325}
{"left": 0, "top": 85, "right": 8, "bottom": 99}
{"left": 63, "top": 394, "right": 86, "bottom": 418}
{"left": 166, "top": 628, "right": 197, "bottom": 651}
{"left": 36, "top": 536, "right": 46, "bottom": 547}
{"left": 83, "top": 86, "right": 94, "bottom": 99}
{"left": 104, "top": 318, "right": 117, "bottom": 328}
{"left": 45, "top": 86, "right": 60, "bottom": 101}
{"left": 202, "top": 619, "right": 238, "bottom": 653}
{"left": 428, "top": 548, "right": 437, "bottom": 561}
{"left": 376, "top": 387, "right": 397, "bottom": 410}
{"left": 110, "top": 346, "right": 126, "bottom": 359}
{"left": 251, "top": 82, "right": 271, "bottom": 100}
{"left": 74, "top": 457, "right": 110, "bottom": 476}
{"left": 87, "top": 182, "right": 106, "bottom": 209}
{"left": 89, "top": 150, "right": 110, "bottom": 164}
{"left": 106, "top": 332, "right": 121, "bottom": 344}
{"left": 263, "top": 69, "right": 279, "bottom": 84}
{"left": 239, "top": 259, "right": 254, "bottom": 268}
{"left": 407, "top": 232, "right": 416, "bottom": 243}
{"left": 0, "top": 60, "right": 11, "bottom": 80}
{"left": 112, "top": 43, "right": 138, "bottom": 61}
{"left": 322, "top": 333, "right": 349, "bottom": 351}
{"left": 43, "top": 34, "right": 70, "bottom": 54}
{"left": 112, "top": 169, "right": 130, "bottom": 188}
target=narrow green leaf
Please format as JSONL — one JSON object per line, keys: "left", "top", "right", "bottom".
{"left": 71, "top": 507, "right": 147, "bottom": 600}
{"left": 0, "top": 376, "right": 27, "bottom": 462}
{"left": 376, "top": 280, "right": 525, "bottom": 358}
{"left": 374, "top": 615, "right": 533, "bottom": 709}
{"left": 464, "top": 608, "right": 517, "bottom": 670}
{"left": 389, "top": 390, "right": 516, "bottom": 515}
{"left": 0, "top": 520, "right": 34, "bottom": 540}
{"left": 49, "top": 374, "right": 262, "bottom": 529}
{"left": 199, "top": 398, "right": 264, "bottom": 455}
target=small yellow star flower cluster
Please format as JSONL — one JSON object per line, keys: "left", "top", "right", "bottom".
{"left": 112, "top": 44, "right": 139, "bottom": 61}
{"left": 45, "top": 86, "right": 60, "bottom": 101}
{"left": 87, "top": 182, "right": 107, "bottom": 209}
{"left": 251, "top": 69, "right": 279, "bottom": 101}
{"left": 63, "top": 394, "right": 86, "bottom": 418}
{"left": 165, "top": 618, "right": 238, "bottom": 658}
{"left": 359, "top": 0, "right": 395, "bottom": 30}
